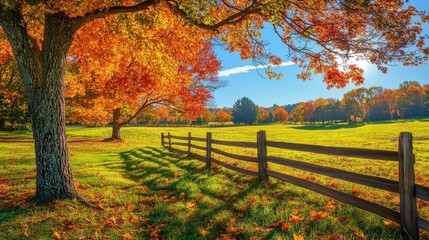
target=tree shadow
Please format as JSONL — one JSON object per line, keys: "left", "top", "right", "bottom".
{"left": 113, "top": 146, "right": 311, "bottom": 239}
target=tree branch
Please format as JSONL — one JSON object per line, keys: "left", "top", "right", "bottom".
{"left": 166, "top": 0, "right": 262, "bottom": 31}
{"left": 72, "top": 0, "right": 160, "bottom": 30}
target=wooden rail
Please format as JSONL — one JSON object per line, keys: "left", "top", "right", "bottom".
{"left": 162, "top": 131, "right": 428, "bottom": 239}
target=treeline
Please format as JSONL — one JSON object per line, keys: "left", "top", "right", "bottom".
{"left": 290, "top": 81, "right": 429, "bottom": 124}
{"left": 196, "top": 80, "right": 429, "bottom": 126}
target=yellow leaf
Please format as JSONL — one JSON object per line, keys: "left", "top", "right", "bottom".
{"left": 186, "top": 200, "right": 196, "bottom": 209}
{"left": 293, "top": 234, "right": 304, "bottom": 240}
{"left": 52, "top": 230, "right": 62, "bottom": 240}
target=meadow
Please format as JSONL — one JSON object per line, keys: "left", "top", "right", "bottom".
{"left": 1, "top": 119, "right": 429, "bottom": 239}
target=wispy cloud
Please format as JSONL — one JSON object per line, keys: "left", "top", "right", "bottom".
{"left": 218, "top": 61, "right": 295, "bottom": 77}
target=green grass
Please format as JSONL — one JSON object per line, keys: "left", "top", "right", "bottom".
{"left": 1, "top": 119, "right": 429, "bottom": 239}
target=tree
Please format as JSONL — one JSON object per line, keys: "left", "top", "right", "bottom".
{"left": 273, "top": 107, "right": 289, "bottom": 123}
{"left": 396, "top": 81, "right": 426, "bottom": 118}
{"left": 290, "top": 103, "right": 305, "bottom": 124}
{"left": 215, "top": 109, "right": 232, "bottom": 124}
{"left": 197, "top": 109, "right": 215, "bottom": 126}
{"left": 66, "top": 13, "right": 220, "bottom": 140}
{"left": 0, "top": 0, "right": 427, "bottom": 204}
{"left": 0, "top": 32, "right": 29, "bottom": 129}
{"left": 424, "top": 84, "right": 429, "bottom": 111}
{"left": 257, "top": 107, "right": 269, "bottom": 123}
{"left": 343, "top": 88, "right": 371, "bottom": 122}
{"left": 232, "top": 97, "right": 258, "bottom": 125}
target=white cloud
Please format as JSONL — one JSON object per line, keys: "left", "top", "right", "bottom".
{"left": 218, "top": 61, "right": 295, "bottom": 77}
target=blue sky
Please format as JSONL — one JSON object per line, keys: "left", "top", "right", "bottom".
{"left": 212, "top": 1, "right": 429, "bottom": 108}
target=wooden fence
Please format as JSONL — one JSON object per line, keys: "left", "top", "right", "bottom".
{"left": 161, "top": 131, "right": 429, "bottom": 240}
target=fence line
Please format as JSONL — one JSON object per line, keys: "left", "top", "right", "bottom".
{"left": 161, "top": 131, "right": 429, "bottom": 240}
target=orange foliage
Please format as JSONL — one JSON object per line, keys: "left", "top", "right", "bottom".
{"left": 66, "top": 7, "right": 220, "bottom": 127}
{"left": 273, "top": 107, "right": 289, "bottom": 123}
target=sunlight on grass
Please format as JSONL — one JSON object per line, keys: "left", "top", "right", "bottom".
{"left": 0, "top": 119, "right": 428, "bottom": 239}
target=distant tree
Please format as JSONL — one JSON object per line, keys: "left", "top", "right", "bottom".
{"left": 396, "top": 81, "right": 426, "bottom": 118}
{"left": 424, "top": 84, "right": 429, "bottom": 111}
{"left": 303, "top": 101, "right": 315, "bottom": 123}
{"left": 197, "top": 109, "right": 215, "bottom": 125}
{"left": 284, "top": 103, "right": 302, "bottom": 114}
{"left": 343, "top": 88, "right": 371, "bottom": 122}
{"left": 215, "top": 110, "right": 232, "bottom": 124}
{"left": 257, "top": 107, "right": 269, "bottom": 123}
{"left": 273, "top": 107, "right": 289, "bottom": 123}
{"left": 290, "top": 104, "right": 305, "bottom": 124}
{"left": 232, "top": 97, "right": 258, "bottom": 125}
{"left": 368, "top": 88, "right": 401, "bottom": 121}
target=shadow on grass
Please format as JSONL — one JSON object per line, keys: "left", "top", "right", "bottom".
{"left": 113, "top": 146, "right": 313, "bottom": 239}
{"left": 291, "top": 122, "right": 365, "bottom": 130}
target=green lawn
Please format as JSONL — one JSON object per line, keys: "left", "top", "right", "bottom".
{"left": 1, "top": 119, "right": 429, "bottom": 239}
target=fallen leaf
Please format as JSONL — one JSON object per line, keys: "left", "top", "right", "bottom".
{"left": 309, "top": 211, "right": 329, "bottom": 220}
{"left": 280, "top": 222, "right": 290, "bottom": 231}
{"left": 52, "top": 230, "right": 61, "bottom": 240}
{"left": 179, "top": 192, "right": 185, "bottom": 199}
{"left": 186, "top": 200, "right": 196, "bottom": 209}
{"left": 125, "top": 203, "right": 133, "bottom": 212}
{"left": 293, "top": 234, "right": 304, "bottom": 240}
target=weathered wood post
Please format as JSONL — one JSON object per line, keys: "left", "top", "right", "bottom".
{"left": 206, "top": 132, "right": 212, "bottom": 168}
{"left": 161, "top": 133, "right": 164, "bottom": 146}
{"left": 188, "top": 132, "right": 191, "bottom": 154}
{"left": 399, "top": 132, "right": 418, "bottom": 240}
{"left": 257, "top": 131, "right": 268, "bottom": 182}
{"left": 168, "top": 132, "right": 172, "bottom": 149}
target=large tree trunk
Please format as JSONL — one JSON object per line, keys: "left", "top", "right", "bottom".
{"left": 30, "top": 14, "right": 78, "bottom": 204}
{"left": 1, "top": 11, "right": 79, "bottom": 204}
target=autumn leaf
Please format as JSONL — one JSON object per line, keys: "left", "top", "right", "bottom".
{"left": 324, "top": 200, "right": 336, "bottom": 210}
{"left": 280, "top": 222, "right": 290, "bottom": 231}
{"left": 125, "top": 203, "right": 133, "bottom": 212}
{"left": 174, "top": 173, "right": 181, "bottom": 178}
{"left": 197, "top": 194, "right": 204, "bottom": 201}
{"left": 309, "top": 211, "right": 330, "bottom": 220}
{"left": 354, "top": 231, "right": 367, "bottom": 240}
{"left": 52, "top": 230, "right": 62, "bottom": 240}
{"left": 139, "top": 186, "right": 148, "bottom": 194}
{"left": 199, "top": 228, "right": 206, "bottom": 236}
{"left": 186, "top": 200, "right": 196, "bottom": 209}
{"left": 293, "top": 234, "right": 305, "bottom": 240}
{"left": 383, "top": 220, "right": 398, "bottom": 228}
{"left": 179, "top": 192, "right": 185, "bottom": 199}
{"left": 289, "top": 215, "right": 305, "bottom": 225}
{"left": 150, "top": 227, "right": 161, "bottom": 240}
{"left": 352, "top": 185, "right": 359, "bottom": 195}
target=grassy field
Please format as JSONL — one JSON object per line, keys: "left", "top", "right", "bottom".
{"left": 1, "top": 119, "right": 429, "bottom": 239}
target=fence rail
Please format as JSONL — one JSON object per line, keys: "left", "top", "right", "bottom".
{"left": 162, "top": 131, "right": 429, "bottom": 240}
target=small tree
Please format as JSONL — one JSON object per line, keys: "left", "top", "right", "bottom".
{"left": 273, "top": 107, "right": 289, "bottom": 123}
{"left": 215, "top": 109, "right": 232, "bottom": 124}
{"left": 232, "top": 97, "right": 258, "bottom": 125}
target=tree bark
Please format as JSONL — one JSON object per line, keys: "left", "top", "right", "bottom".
{"left": 1, "top": 11, "right": 79, "bottom": 204}
{"left": 110, "top": 108, "right": 123, "bottom": 140}
{"left": 31, "top": 14, "right": 78, "bottom": 204}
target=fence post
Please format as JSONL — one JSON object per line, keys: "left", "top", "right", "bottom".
{"left": 206, "top": 132, "right": 212, "bottom": 168}
{"left": 257, "top": 131, "right": 268, "bottom": 182}
{"left": 188, "top": 132, "right": 191, "bottom": 154}
{"left": 161, "top": 133, "right": 164, "bottom": 146}
{"left": 399, "top": 132, "right": 418, "bottom": 240}
{"left": 168, "top": 132, "right": 172, "bottom": 149}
